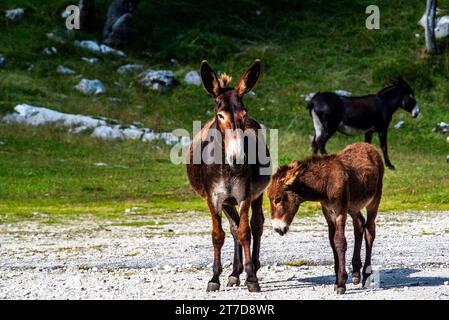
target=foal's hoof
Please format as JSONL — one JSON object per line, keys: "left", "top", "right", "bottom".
{"left": 227, "top": 276, "right": 241, "bottom": 287}
{"left": 246, "top": 281, "right": 261, "bottom": 293}
{"left": 336, "top": 287, "right": 346, "bottom": 295}
{"left": 206, "top": 282, "right": 220, "bottom": 292}
{"left": 352, "top": 276, "right": 361, "bottom": 285}
{"left": 387, "top": 165, "right": 396, "bottom": 170}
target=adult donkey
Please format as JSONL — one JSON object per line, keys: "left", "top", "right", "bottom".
{"left": 186, "top": 60, "right": 271, "bottom": 292}
{"left": 307, "top": 77, "right": 420, "bottom": 169}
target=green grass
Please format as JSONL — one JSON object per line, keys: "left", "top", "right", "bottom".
{"left": 0, "top": 0, "right": 448, "bottom": 223}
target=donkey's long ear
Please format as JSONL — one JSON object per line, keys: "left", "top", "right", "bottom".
{"left": 236, "top": 59, "right": 261, "bottom": 97}
{"left": 200, "top": 60, "right": 221, "bottom": 98}
{"left": 283, "top": 161, "right": 301, "bottom": 186}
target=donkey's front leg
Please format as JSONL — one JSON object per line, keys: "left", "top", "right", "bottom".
{"left": 250, "top": 194, "right": 264, "bottom": 276}
{"left": 379, "top": 129, "right": 395, "bottom": 170}
{"left": 238, "top": 199, "right": 260, "bottom": 292}
{"left": 334, "top": 214, "right": 348, "bottom": 294}
{"left": 223, "top": 204, "right": 243, "bottom": 287}
{"left": 206, "top": 198, "right": 225, "bottom": 292}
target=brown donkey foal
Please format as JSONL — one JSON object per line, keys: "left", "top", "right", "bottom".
{"left": 267, "top": 142, "right": 383, "bottom": 294}
{"left": 187, "top": 60, "right": 271, "bottom": 292}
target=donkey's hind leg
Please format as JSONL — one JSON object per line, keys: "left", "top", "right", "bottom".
{"left": 350, "top": 211, "right": 366, "bottom": 285}
{"left": 223, "top": 204, "right": 243, "bottom": 287}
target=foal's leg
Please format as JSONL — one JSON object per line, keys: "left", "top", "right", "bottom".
{"left": 351, "top": 211, "right": 366, "bottom": 285}
{"left": 323, "top": 207, "right": 338, "bottom": 288}
{"left": 250, "top": 194, "right": 264, "bottom": 277}
{"left": 222, "top": 204, "right": 243, "bottom": 287}
{"left": 378, "top": 129, "right": 395, "bottom": 170}
{"left": 238, "top": 199, "right": 260, "bottom": 292}
{"left": 363, "top": 202, "right": 379, "bottom": 288}
{"left": 334, "top": 214, "right": 348, "bottom": 294}
{"left": 206, "top": 198, "right": 225, "bottom": 292}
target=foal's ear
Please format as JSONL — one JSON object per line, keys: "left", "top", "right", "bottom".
{"left": 236, "top": 59, "right": 261, "bottom": 97}
{"left": 200, "top": 60, "right": 221, "bottom": 97}
{"left": 283, "top": 161, "right": 301, "bottom": 186}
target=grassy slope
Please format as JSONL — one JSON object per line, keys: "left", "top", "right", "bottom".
{"left": 0, "top": 0, "right": 448, "bottom": 222}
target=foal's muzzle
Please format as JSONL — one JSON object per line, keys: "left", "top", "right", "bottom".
{"left": 272, "top": 219, "right": 289, "bottom": 236}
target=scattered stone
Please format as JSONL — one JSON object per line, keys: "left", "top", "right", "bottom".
{"left": 0, "top": 141, "right": 4, "bottom": 145}
{"left": 3, "top": 104, "right": 189, "bottom": 146}
{"left": 0, "top": 54, "right": 4, "bottom": 68}
{"left": 444, "top": 281, "right": 449, "bottom": 286}
{"left": 117, "top": 64, "right": 144, "bottom": 75}
{"left": 75, "top": 79, "right": 107, "bottom": 95}
{"left": 2, "top": 104, "right": 106, "bottom": 128}
{"left": 184, "top": 71, "right": 201, "bottom": 86}
{"left": 93, "top": 162, "right": 108, "bottom": 167}
{"left": 81, "top": 57, "right": 99, "bottom": 65}
{"left": 74, "top": 40, "right": 126, "bottom": 57}
{"left": 446, "top": 155, "right": 449, "bottom": 163}
{"left": 61, "top": 9, "right": 70, "bottom": 19}
{"left": 433, "top": 122, "right": 449, "bottom": 133}
{"left": 42, "top": 47, "right": 58, "bottom": 55}
{"left": 108, "top": 97, "right": 122, "bottom": 105}
{"left": 57, "top": 65, "right": 76, "bottom": 75}
{"left": 223, "top": 261, "right": 232, "bottom": 268}
{"left": 447, "top": 136, "right": 449, "bottom": 144}
{"left": 5, "top": 8, "right": 25, "bottom": 21}
{"left": 46, "top": 32, "right": 65, "bottom": 44}
{"left": 139, "top": 70, "right": 178, "bottom": 91}
{"left": 91, "top": 126, "right": 124, "bottom": 141}
{"left": 394, "top": 121, "right": 405, "bottom": 129}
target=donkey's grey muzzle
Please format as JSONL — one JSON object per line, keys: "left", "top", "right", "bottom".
{"left": 411, "top": 104, "right": 420, "bottom": 118}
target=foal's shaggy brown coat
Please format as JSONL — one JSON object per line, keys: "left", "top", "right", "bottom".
{"left": 267, "top": 142, "right": 384, "bottom": 294}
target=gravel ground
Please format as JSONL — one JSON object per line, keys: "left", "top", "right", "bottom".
{"left": 1, "top": 210, "right": 449, "bottom": 300}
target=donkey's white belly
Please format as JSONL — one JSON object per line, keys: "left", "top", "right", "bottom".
{"left": 338, "top": 123, "right": 373, "bottom": 136}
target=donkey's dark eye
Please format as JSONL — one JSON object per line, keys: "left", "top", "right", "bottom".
{"left": 274, "top": 197, "right": 283, "bottom": 204}
{"left": 217, "top": 113, "right": 225, "bottom": 120}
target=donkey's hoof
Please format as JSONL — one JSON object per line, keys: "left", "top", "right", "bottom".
{"left": 362, "top": 275, "right": 372, "bottom": 288}
{"left": 206, "top": 282, "right": 220, "bottom": 292}
{"left": 352, "top": 276, "right": 361, "bottom": 285}
{"left": 336, "top": 287, "right": 346, "bottom": 295}
{"left": 227, "top": 276, "right": 240, "bottom": 287}
{"left": 246, "top": 281, "right": 261, "bottom": 292}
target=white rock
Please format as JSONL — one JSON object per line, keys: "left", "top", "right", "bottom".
{"left": 184, "top": 71, "right": 201, "bottom": 86}
{"left": 74, "top": 40, "right": 126, "bottom": 57}
{"left": 139, "top": 69, "right": 177, "bottom": 90}
{"left": 46, "top": 33, "right": 65, "bottom": 44}
{"left": 42, "top": 47, "right": 58, "bottom": 55}
{"left": 94, "top": 162, "right": 108, "bottom": 167}
{"left": 0, "top": 54, "right": 4, "bottom": 67}
{"left": 122, "top": 128, "right": 144, "bottom": 140}
{"left": 81, "top": 57, "right": 99, "bottom": 65}
{"left": 75, "top": 79, "right": 106, "bottom": 95}
{"left": 57, "top": 65, "right": 76, "bottom": 75}
{"left": 394, "top": 121, "right": 405, "bottom": 129}
{"left": 91, "top": 126, "right": 124, "bottom": 141}
{"left": 5, "top": 8, "right": 25, "bottom": 21}
{"left": 117, "top": 64, "right": 144, "bottom": 75}
{"left": 2, "top": 104, "right": 107, "bottom": 128}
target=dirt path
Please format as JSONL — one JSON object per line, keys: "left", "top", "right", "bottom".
{"left": 1, "top": 211, "right": 449, "bottom": 299}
